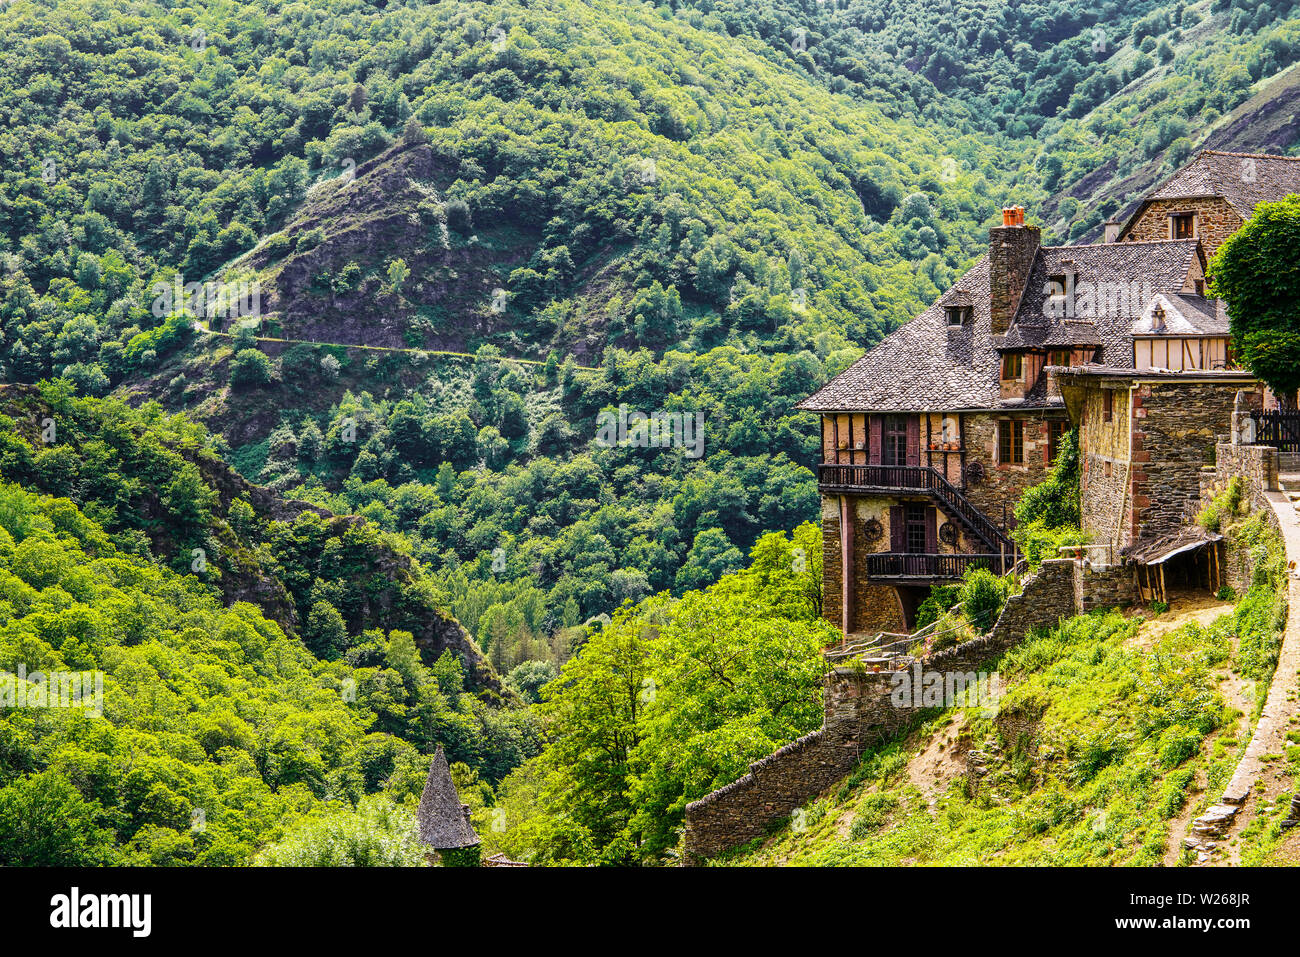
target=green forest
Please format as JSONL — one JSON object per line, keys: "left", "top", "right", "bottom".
{"left": 1, "top": 0, "right": 1299, "bottom": 867}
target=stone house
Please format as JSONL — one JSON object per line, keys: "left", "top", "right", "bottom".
{"left": 799, "top": 150, "right": 1297, "bottom": 638}
{"left": 1114, "top": 149, "right": 1300, "bottom": 257}
{"left": 1054, "top": 367, "right": 1262, "bottom": 555}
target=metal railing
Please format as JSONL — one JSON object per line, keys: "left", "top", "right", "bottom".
{"left": 1253, "top": 410, "right": 1300, "bottom": 453}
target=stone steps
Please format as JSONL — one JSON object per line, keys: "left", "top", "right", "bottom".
{"left": 1280, "top": 473, "right": 1300, "bottom": 493}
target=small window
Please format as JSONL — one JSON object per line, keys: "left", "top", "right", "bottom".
{"left": 1048, "top": 420, "right": 1068, "bottom": 461}
{"left": 1194, "top": 279, "right": 1205, "bottom": 296}
{"left": 1047, "top": 349, "right": 1070, "bottom": 367}
{"left": 905, "top": 504, "right": 928, "bottom": 554}
{"left": 1002, "top": 353, "right": 1023, "bottom": 380}
{"left": 946, "top": 305, "right": 971, "bottom": 326}
{"left": 1102, "top": 389, "right": 1114, "bottom": 422}
{"left": 1171, "top": 213, "right": 1195, "bottom": 240}
{"left": 999, "top": 419, "right": 1024, "bottom": 464}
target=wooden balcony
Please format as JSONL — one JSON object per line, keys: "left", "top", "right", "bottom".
{"left": 817, "top": 463, "right": 938, "bottom": 493}
{"left": 863, "top": 552, "right": 1018, "bottom": 582}
{"left": 817, "top": 463, "right": 1014, "bottom": 554}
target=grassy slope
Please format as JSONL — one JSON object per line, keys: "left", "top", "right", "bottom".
{"left": 730, "top": 509, "right": 1286, "bottom": 867}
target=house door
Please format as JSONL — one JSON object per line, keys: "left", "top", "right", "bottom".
{"left": 884, "top": 415, "right": 909, "bottom": 466}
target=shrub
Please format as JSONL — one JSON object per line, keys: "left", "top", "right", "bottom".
{"left": 229, "top": 348, "right": 273, "bottom": 388}
{"left": 915, "top": 584, "right": 960, "bottom": 631}
{"left": 960, "top": 567, "right": 1012, "bottom": 632}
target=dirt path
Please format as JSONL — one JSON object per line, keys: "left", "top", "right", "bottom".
{"left": 194, "top": 323, "right": 601, "bottom": 370}
{"left": 1187, "top": 488, "right": 1300, "bottom": 866}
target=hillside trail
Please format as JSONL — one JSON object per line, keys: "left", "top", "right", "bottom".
{"left": 1190, "top": 487, "right": 1300, "bottom": 867}
{"left": 193, "top": 322, "right": 601, "bottom": 371}
{"left": 1141, "top": 593, "right": 1249, "bottom": 865}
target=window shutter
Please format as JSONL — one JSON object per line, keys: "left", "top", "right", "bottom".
{"left": 889, "top": 505, "right": 904, "bottom": 551}
{"left": 925, "top": 508, "right": 938, "bottom": 553}
{"left": 869, "top": 415, "right": 883, "bottom": 464}
{"left": 906, "top": 416, "right": 921, "bottom": 467}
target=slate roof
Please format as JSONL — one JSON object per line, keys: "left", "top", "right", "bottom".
{"left": 798, "top": 239, "right": 1204, "bottom": 413}
{"left": 1132, "top": 292, "right": 1229, "bottom": 336}
{"left": 416, "top": 746, "right": 480, "bottom": 850}
{"left": 1142, "top": 150, "right": 1300, "bottom": 219}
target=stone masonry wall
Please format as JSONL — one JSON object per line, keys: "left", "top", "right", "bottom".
{"left": 1076, "top": 562, "right": 1138, "bottom": 612}
{"left": 1131, "top": 382, "right": 1240, "bottom": 543}
{"left": 1205, "top": 443, "right": 1278, "bottom": 515}
{"left": 962, "top": 411, "right": 1063, "bottom": 521}
{"left": 681, "top": 560, "right": 1078, "bottom": 864}
{"left": 1200, "top": 442, "right": 1281, "bottom": 593}
{"left": 1079, "top": 382, "right": 1133, "bottom": 548}
{"left": 1122, "top": 197, "right": 1242, "bottom": 259}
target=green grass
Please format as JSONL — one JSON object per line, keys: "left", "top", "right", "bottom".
{"left": 733, "top": 610, "right": 1246, "bottom": 866}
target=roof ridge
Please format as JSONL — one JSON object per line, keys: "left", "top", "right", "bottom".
{"left": 1040, "top": 238, "right": 1198, "bottom": 251}
{"left": 1198, "top": 148, "right": 1300, "bottom": 161}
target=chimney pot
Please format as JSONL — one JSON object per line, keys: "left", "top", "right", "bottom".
{"left": 1002, "top": 207, "right": 1015, "bottom": 227}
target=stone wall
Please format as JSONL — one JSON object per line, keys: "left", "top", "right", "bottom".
{"left": 1199, "top": 442, "right": 1282, "bottom": 593}
{"left": 962, "top": 411, "right": 1063, "bottom": 520}
{"left": 1130, "top": 381, "right": 1242, "bottom": 543}
{"left": 1075, "top": 562, "right": 1138, "bottom": 612}
{"left": 1078, "top": 382, "right": 1134, "bottom": 548}
{"left": 682, "top": 560, "right": 1079, "bottom": 864}
{"left": 1205, "top": 443, "right": 1278, "bottom": 514}
{"left": 1121, "top": 196, "right": 1242, "bottom": 258}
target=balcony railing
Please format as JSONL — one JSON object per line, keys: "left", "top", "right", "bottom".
{"left": 817, "top": 463, "right": 936, "bottom": 492}
{"left": 817, "top": 463, "right": 1013, "bottom": 553}
{"left": 863, "top": 552, "right": 1017, "bottom": 580}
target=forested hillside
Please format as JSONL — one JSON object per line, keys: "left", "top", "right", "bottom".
{"left": 2, "top": 0, "right": 1300, "bottom": 867}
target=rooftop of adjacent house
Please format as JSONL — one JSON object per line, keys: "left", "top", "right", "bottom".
{"left": 416, "top": 746, "right": 480, "bottom": 850}
{"left": 1140, "top": 149, "right": 1300, "bottom": 219}
{"left": 798, "top": 239, "right": 1204, "bottom": 414}
{"left": 1132, "top": 292, "right": 1229, "bottom": 337}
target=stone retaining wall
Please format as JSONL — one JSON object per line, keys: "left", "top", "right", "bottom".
{"left": 681, "top": 560, "right": 1078, "bottom": 864}
{"left": 1076, "top": 562, "right": 1138, "bottom": 613}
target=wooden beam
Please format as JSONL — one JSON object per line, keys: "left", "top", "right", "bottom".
{"left": 840, "top": 496, "right": 854, "bottom": 635}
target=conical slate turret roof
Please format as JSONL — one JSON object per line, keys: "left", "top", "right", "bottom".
{"left": 416, "top": 746, "right": 480, "bottom": 850}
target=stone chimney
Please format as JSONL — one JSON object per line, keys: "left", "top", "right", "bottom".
{"left": 1103, "top": 219, "right": 1121, "bottom": 243}
{"left": 989, "top": 206, "right": 1040, "bottom": 336}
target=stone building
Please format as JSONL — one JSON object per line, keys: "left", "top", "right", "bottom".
{"left": 416, "top": 746, "right": 481, "bottom": 866}
{"left": 1054, "top": 367, "right": 1262, "bottom": 553}
{"left": 1115, "top": 149, "right": 1300, "bottom": 257}
{"left": 800, "top": 149, "right": 1298, "bottom": 638}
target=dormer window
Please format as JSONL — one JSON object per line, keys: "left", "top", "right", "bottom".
{"left": 946, "top": 305, "right": 972, "bottom": 326}
{"left": 1002, "top": 353, "right": 1023, "bottom": 381}
{"left": 1044, "top": 273, "right": 1071, "bottom": 318}
{"left": 1171, "top": 213, "right": 1195, "bottom": 240}
{"left": 1047, "top": 349, "right": 1070, "bottom": 367}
